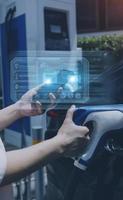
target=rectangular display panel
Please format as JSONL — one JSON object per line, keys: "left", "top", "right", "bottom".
{"left": 10, "top": 52, "right": 89, "bottom": 109}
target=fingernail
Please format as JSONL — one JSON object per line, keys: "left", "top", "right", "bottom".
{"left": 71, "top": 105, "right": 76, "bottom": 109}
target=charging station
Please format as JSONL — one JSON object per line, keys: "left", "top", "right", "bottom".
{"left": 0, "top": 0, "right": 86, "bottom": 147}
{"left": 1, "top": 2, "right": 123, "bottom": 200}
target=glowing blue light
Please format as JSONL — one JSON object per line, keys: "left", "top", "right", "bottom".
{"left": 68, "top": 76, "right": 76, "bottom": 83}
{"left": 45, "top": 79, "right": 52, "bottom": 85}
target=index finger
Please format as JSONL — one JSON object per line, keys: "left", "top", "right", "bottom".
{"left": 32, "top": 83, "right": 46, "bottom": 92}
{"left": 28, "top": 83, "right": 46, "bottom": 96}
{"left": 21, "top": 83, "right": 46, "bottom": 100}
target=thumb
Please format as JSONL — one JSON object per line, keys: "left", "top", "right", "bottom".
{"left": 65, "top": 105, "right": 76, "bottom": 121}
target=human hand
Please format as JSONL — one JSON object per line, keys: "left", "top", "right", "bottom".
{"left": 56, "top": 105, "right": 89, "bottom": 157}
{"left": 15, "top": 84, "right": 56, "bottom": 118}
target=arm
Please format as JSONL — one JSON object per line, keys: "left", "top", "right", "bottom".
{"left": 0, "top": 84, "right": 50, "bottom": 131}
{"left": 0, "top": 103, "right": 22, "bottom": 131}
{"left": 1, "top": 106, "right": 88, "bottom": 186}
{"left": 2, "top": 136, "right": 64, "bottom": 185}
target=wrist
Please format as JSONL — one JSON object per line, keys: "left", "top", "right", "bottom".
{"left": 14, "top": 101, "right": 24, "bottom": 119}
{"left": 51, "top": 135, "right": 67, "bottom": 156}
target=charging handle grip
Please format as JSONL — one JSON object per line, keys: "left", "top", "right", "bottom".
{"left": 74, "top": 110, "right": 123, "bottom": 170}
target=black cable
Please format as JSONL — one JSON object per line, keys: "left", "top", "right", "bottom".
{"left": 5, "top": 6, "right": 16, "bottom": 60}
{"left": 5, "top": 8, "right": 12, "bottom": 23}
{"left": 5, "top": 6, "right": 16, "bottom": 23}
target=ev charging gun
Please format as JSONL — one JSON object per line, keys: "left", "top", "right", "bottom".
{"left": 73, "top": 105, "right": 123, "bottom": 170}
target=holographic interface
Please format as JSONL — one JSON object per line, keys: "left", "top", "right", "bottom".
{"left": 10, "top": 53, "right": 89, "bottom": 108}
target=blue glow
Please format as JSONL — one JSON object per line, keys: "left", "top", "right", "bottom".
{"left": 44, "top": 79, "right": 52, "bottom": 85}
{"left": 68, "top": 75, "right": 77, "bottom": 83}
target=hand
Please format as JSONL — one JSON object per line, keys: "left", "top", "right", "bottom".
{"left": 56, "top": 105, "right": 89, "bottom": 157}
{"left": 15, "top": 84, "right": 56, "bottom": 117}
